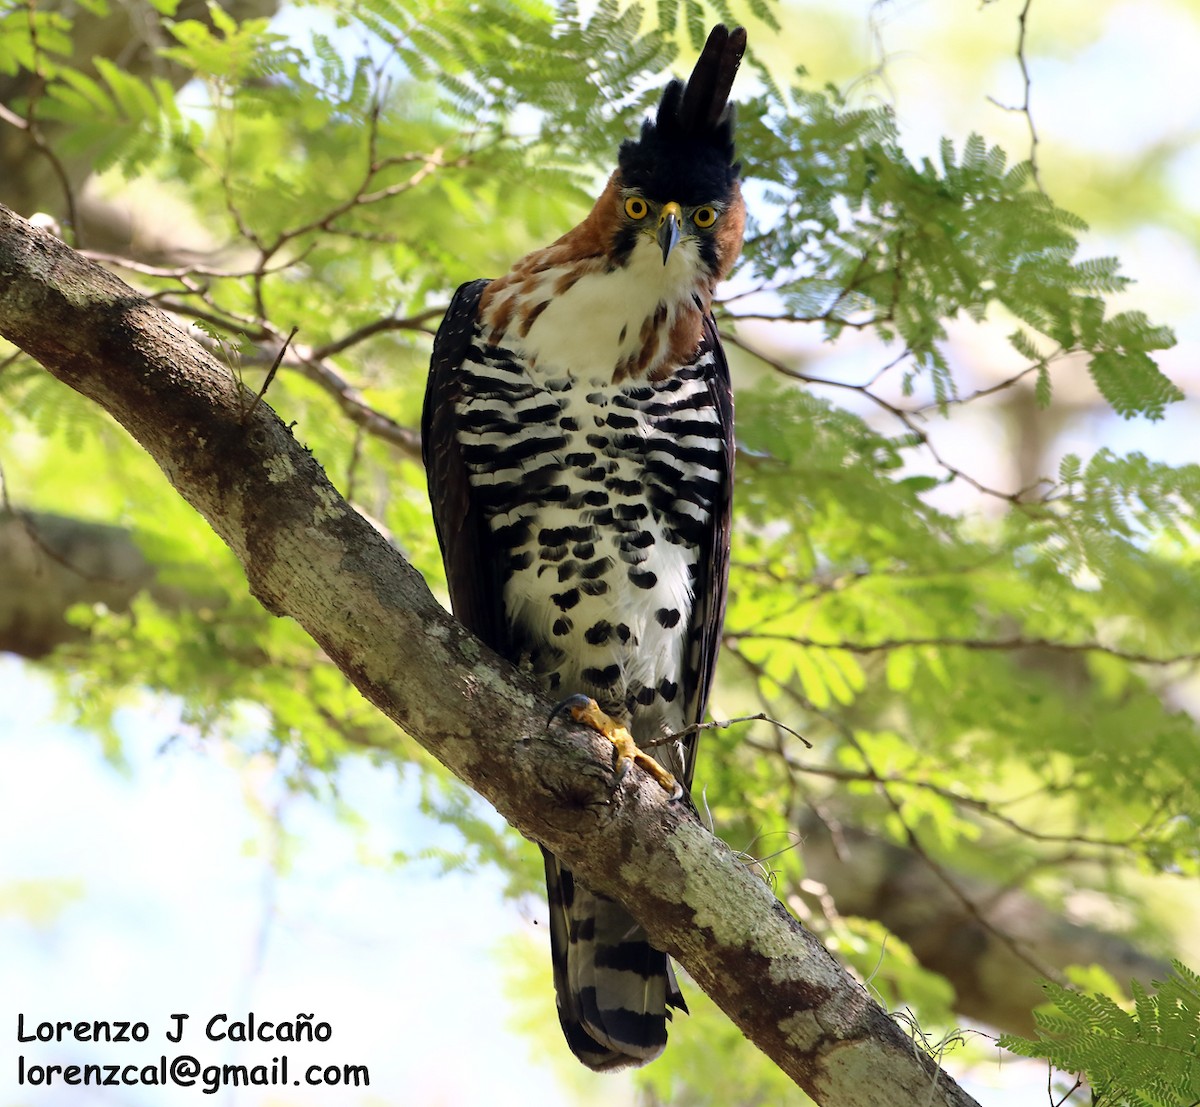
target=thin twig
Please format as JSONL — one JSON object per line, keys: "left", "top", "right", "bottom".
{"left": 912, "top": 358, "right": 1047, "bottom": 414}
{"left": 726, "top": 630, "right": 1200, "bottom": 668}
{"left": 986, "top": 0, "right": 1043, "bottom": 192}
{"left": 667, "top": 712, "right": 813, "bottom": 749}
{"left": 839, "top": 724, "right": 1062, "bottom": 982}
{"left": 81, "top": 251, "right": 301, "bottom": 282}
{"left": 741, "top": 736, "right": 1159, "bottom": 854}
{"left": 727, "top": 644, "right": 1067, "bottom": 983}
{"left": 722, "top": 329, "right": 1036, "bottom": 504}
{"left": 310, "top": 307, "right": 445, "bottom": 359}
{"left": 243, "top": 326, "right": 297, "bottom": 422}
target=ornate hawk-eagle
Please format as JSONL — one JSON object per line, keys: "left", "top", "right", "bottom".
{"left": 423, "top": 25, "right": 746, "bottom": 1070}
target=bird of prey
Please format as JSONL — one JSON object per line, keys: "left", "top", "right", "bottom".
{"left": 423, "top": 24, "right": 746, "bottom": 1070}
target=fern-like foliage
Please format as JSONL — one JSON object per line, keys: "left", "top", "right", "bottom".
{"left": 999, "top": 962, "right": 1200, "bottom": 1107}
{"left": 741, "top": 84, "right": 1181, "bottom": 419}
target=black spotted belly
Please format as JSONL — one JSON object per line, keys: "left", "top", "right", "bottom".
{"left": 455, "top": 341, "right": 722, "bottom": 721}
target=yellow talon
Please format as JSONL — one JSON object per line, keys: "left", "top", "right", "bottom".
{"left": 565, "top": 696, "right": 682, "bottom": 798}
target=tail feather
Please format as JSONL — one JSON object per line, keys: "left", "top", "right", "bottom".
{"left": 543, "top": 850, "right": 685, "bottom": 1071}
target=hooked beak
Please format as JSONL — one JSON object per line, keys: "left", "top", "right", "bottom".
{"left": 657, "top": 201, "right": 682, "bottom": 265}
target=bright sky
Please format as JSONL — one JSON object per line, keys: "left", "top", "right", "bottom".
{"left": 3, "top": 1, "right": 1198, "bottom": 1105}
{"left": 0, "top": 660, "right": 1053, "bottom": 1107}
{"left": 0, "top": 657, "right": 589, "bottom": 1107}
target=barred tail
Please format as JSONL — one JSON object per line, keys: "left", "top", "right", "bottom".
{"left": 543, "top": 849, "right": 686, "bottom": 1071}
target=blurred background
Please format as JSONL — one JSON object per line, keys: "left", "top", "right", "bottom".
{"left": 2, "top": 1, "right": 1198, "bottom": 1104}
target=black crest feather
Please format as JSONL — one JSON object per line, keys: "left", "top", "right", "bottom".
{"left": 617, "top": 24, "right": 747, "bottom": 206}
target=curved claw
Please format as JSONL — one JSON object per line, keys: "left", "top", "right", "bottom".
{"left": 547, "top": 693, "right": 595, "bottom": 729}
{"left": 549, "top": 694, "right": 682, "bottom": 799}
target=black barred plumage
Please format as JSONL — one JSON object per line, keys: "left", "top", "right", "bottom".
{"left": 446, "top": 320, "right": 725, "bottom": 717}
{"left": 423, "top": 24, "right": 746, "bottom": 1071}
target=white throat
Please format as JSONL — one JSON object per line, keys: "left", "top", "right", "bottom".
{"left": 515, "top": 236, "right": 703, "bottom": 384}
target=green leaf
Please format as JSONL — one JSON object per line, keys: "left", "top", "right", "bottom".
{"left": 999, "top": 963, "right": 1200, "bottom": 1105}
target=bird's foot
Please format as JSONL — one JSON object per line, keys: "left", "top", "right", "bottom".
{"left": 549, "top": 694, "right": 682, "bottom": 799}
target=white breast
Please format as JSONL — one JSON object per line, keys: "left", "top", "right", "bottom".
{"left": 517, "top": 236, "right": 702, "bottom": 382}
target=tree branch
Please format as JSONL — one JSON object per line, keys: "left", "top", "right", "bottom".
{"left": 0, "top": 508, "right": 157, "bottom": 658}
{"left": 727, "top": 630, "right": 1200, "bottom": 668}
{"left": 0, "top": 204, "right": 983, "bottom": 1107}
{"left": 794, "top": 813, "right": 1169, "bottom": 1038}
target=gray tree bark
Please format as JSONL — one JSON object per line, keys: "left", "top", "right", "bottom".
{"left": 0, "top": 203, "right": 986, "bottom": 1106}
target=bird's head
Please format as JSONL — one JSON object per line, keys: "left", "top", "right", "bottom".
{"left": 610, "top": 25, "right": 747, "bottom": 285}
{"left": 476, "top": 25, "right": 747, "bottom": 371}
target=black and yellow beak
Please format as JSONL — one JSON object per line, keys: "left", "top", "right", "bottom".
{"left": 657, "top": 201, "right": 682, "bottom": 265}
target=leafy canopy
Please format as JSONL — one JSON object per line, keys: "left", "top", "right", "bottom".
{"left": 1, "top": 0, "right": 1197, "bottom": 1101}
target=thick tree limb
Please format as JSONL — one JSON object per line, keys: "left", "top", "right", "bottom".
{"left": 0, "top": 510, "right": 1166, "bottom": 1041}
{"left": 0, "top": 509, "right": 155, "bottom": 658}
{"left": 0, "top": 204, "right": 983, "bottom": 1107}
{"left": 0, "top": 510, "right": 1169, "bottom": 1043}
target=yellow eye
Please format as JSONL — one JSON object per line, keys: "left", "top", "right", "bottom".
{"left": 624, "top": 196, "right": 649, "bottom": 220}
{"left": 693, "top": 206, "right": 718, "bottom": 228}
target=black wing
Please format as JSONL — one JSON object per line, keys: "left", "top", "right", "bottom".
{"left": 421, "top": 278, "right": 512, "bottom": 656}
{"left": 679, "top": 312, "right": 735, "bottom": 780}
